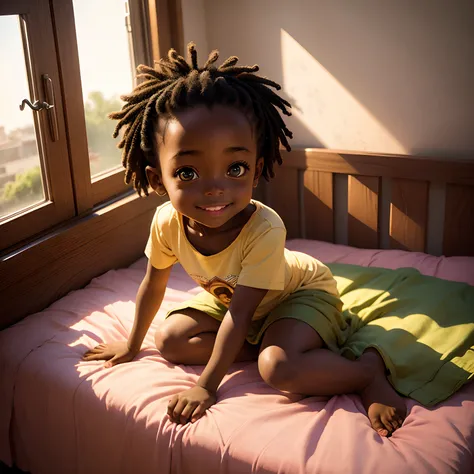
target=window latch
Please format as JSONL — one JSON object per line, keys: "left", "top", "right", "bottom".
{"left": 18, "top": 75, "right": 59, "bottom": 142}
{"left": 19, "top": 98, "right": 53, "bottom": 111}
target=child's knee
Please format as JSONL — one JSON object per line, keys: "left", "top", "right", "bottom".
{"left": 258, "top": 346, "right": 296, "bottom": 391}
{"left": 154, "top": 320, "right": 185, "bottom": 363}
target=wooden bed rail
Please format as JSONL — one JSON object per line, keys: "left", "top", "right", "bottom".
{"left": 256, "top": 149, "right": 474, "bottom": 257}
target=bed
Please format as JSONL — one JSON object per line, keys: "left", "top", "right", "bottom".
{"left": 1, "top": 149, "right": 473, "bottom": 474}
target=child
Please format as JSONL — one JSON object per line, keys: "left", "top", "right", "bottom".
{"left": 83, "top": 44, "right": 406, "bottom": 437}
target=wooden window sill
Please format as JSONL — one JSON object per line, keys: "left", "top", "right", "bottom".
{"left": 1, "top": 191, "right": 165, "bottom": 329}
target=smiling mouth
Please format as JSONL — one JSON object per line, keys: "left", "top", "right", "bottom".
{"left": 197, "top": 203, "right": 232, "bottom": 212}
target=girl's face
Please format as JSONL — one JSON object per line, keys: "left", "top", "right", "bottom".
{"left": 147, "top": 104, "right": 263, "bottom": 229}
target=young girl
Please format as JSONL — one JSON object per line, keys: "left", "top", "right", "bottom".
{"left": 83, "top": 43, "right": 406, "bottom": 437}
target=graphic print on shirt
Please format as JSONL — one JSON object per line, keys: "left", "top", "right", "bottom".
{"left": 190, "top": 274, "right": 238, "bottom": 307}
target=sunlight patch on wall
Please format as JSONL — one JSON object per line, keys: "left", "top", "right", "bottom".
{"left": 280, "top": 29, "right": 406, "bottom": 154}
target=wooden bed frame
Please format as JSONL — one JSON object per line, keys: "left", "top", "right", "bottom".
{"left": 257, "top": 149, "right": 474, "bottom": 257}
{"left": 1, "top": 149, "right": 473, "bottom": 330}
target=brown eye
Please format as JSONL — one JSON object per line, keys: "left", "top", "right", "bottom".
{"left": 227, "top": 163, "right": 248, "bottom": 178}
{"left": 176, "top": 168, "right": 198, "bottom": 181}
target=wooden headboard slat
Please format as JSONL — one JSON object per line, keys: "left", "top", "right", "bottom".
{"left": 303, "top": 170, "right": 334, "bottom": 242}
{"left": 348, "top": 175, "right": 380, "bottom": 249}
{"left": 389, "top": 179, "right": 429, "bottom": 252}
{"left": 266, "top": 166, "right": 300, "bottom": 238}
{"left": 261, "top": 149, "right": 474, "bottom": 256}
{"left": 443, "top": 184, "right": 474, "bottom": 256}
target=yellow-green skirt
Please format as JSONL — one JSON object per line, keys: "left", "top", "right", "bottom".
{"left": 167, "top": 288, "right": 346, "bottom": 350}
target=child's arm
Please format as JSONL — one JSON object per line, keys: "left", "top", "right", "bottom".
{"left": 83, "top": 261, "right": 171, "bottom": 367}
{"left": 167, "top": 284, "right": 267, "bottom": 423}
{"left": 197, "top": 285, "right": 267, "bottom": 391}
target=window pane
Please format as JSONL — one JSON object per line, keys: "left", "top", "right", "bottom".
{"left": 0, "top": 15, "right": 45, "bottom": 220}
{"left": 73, "top": 0, "right": 134, "bottom": 178}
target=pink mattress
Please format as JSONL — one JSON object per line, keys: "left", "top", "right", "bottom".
{"left": 1, "top": 240, "right": 473, "bottom": 474}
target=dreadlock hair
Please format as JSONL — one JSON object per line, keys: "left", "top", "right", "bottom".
{"left": 109, "top": 43, "right": 293, "bottom": 196}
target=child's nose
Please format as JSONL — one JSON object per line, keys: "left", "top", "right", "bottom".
{"left": 203, "top": 180, "right": 225, "bottom": 196}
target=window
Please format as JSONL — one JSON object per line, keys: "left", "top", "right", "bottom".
{"left": 51, "top": 0, "right": 153, "bottom": 210}
{"left": 0, "top": 16, "right": 44, "bottom": 218}
{"left": 0, "top": 0, "right": 181, "bottom": 251}
{"left": 0, "top": 1, "right": 75, "bottom": 249}
{"left": 74, "top": 0, "right": 136, "bottom": 179}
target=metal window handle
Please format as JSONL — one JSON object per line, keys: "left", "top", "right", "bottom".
{"left": 18, "top": 75, "right": 59, "bottom": 142}
{"left": 19, "top": 98, "right": 53, "bottom": 111}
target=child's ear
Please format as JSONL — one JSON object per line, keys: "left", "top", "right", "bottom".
{"left": 253, "top": 158, "right": 264, "bottom": 188}
{"left": 146, "top": 166, "right": 167, "bottom": 196}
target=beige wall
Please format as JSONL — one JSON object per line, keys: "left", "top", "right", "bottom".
{"left": 181, "top": 0, "right": 208, "bottom": 55}
{"left": 182, "top": 0, "right": 474, "bottom": 160}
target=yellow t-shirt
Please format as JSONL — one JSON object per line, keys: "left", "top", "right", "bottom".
{"left": 145, "top": 200, "right": 339, "bottom": 320}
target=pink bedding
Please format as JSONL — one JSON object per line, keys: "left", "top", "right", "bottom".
{"left": 1, "top": 240, "right": 473, "bottom": 474}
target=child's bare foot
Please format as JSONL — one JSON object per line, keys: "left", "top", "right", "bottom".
{"left": 358, "top": 349, "right": 406, "bottom": 437}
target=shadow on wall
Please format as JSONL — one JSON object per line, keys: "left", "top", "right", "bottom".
{"left": 280, "top": 29, "right": 406, "bottom": 155}
{"left": 278, "top": 1, "right": 474, "bottom": 158}
{"left": 204, "top": 0, "right": 474, "bottom": 159}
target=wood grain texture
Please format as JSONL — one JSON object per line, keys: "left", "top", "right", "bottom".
{"left": 168, "top": 0, "right": 184, "bottom": 54}
{"left": 390, "top": 179, "right": 429, "bottom": 252}
{"left": 272, "top": 149, "right": 474, "bottom": 256}
{"left": 50, "top": 0, "right": 94, "bottom": 213}
{"left": 348, "top": 175, "right": 380, "bottom": 248}
{"left": 303, "top": 170, "right": 334, "bottom": 242}
{"left": 92, "top": 169, "right": 132, "bottom": 205}
{"left": 282, "top": 149, "right": 474, "bottom": 186}
{"left": 129, "top": 0, "right": 155, "bottom": 66}
{"left": 266, "top": 167, "right": 300, "bottom": 238}
{"left": 443, "top": 184, "right": 474, "bottom": 256}
{"left": 148, "top": 0, "right": 183, "bottom": 61}
{"left": 333, "top": 174, "right": 349, "bottom": 245}
{"left": 0, "top": 193, "right": 165, "bottom": 329}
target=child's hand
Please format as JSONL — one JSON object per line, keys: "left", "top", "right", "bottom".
{"left": 82, "top": 341, "right": 138, "bottom": 368}
{"left": 167, "top": 385, "right": 216, "bottom": 424}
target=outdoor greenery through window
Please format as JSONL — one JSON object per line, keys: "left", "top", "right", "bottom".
{"left": 0, "top": 15, "right": 45, "bottom": 219}
{"left": 73, "top": 0, "right": 135, "bottom": 178}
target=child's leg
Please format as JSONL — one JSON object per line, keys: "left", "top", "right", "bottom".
{"left": 155, "top": 308, "right": 259, "bottom": 364}
{"left": 258, "top": 318, "right": 406, "bottom": 436}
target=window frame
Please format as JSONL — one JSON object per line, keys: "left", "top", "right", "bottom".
{"left": 50, "top": 0, "right": 183, "bottom": 212}
{"left": 50, "top": 0, "right": 153, "bottom": 213}
{"left": 0, "top": 0, "right": 182, "bottom": 255}
{"left": 0, "top": 0, "right": 76, "bottom": 249}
